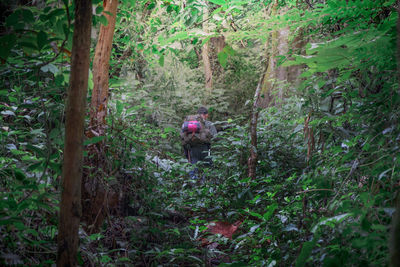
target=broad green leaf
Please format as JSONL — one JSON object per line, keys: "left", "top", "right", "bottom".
{"left": 11, "top": 149, "right": 26, "bottom": 156}
{"left": 161, "top": 32, "right": 189, "bottom": 46}
{"left": 47, "top": 8, "right": 65, "bottom": 20}
{"left": 249, "top": 211, "right": 262, "bottom": 219}
{"left": 1, "top": 110, "right": 16, "bottom": 116}
{"left": 208, "top": 0, "right": 226, "bottom": 5}
{"left": 37, "top": 31, "right": 48, "bottom": 50}
{"left": 311, "top": 213, "right": 352, "bottom": 233}
{"left": 217, "top": 51, "right": 228, "bottom": 68}
{"left": 84, "top": 136, "right": 105, "bottom": 146}
{"left": 22, "top": 8, "right": 35, "bottom": 24}
{"left": 0, "top": 34, "right": 17, "bottom": 60}
{"left": 164, "top": 127, "right": 175, "bottom": 133}
{"left": 96, "top": 6, "right": 104, "bottom": 14}
{"left": 263, "top": 203, "right": 278, "bottom": 221}
{"left": 159, "top": 54, "right": 165, "bottom": 66}
{"left": 40, "top": 64, "right": 59, "bottom": 74}
{"left": 88, "top": 69, "right": 93, "bottom": 90}
{"left": 99, "top": 15, "right": 109, "bottom": 26}
{"left": 5, "top": 11, "right": 20, "bottom": 27}
{"left": 116, "top": 100, "right": 124, "bottom": 115}
{"left": 295, "top": 234, "right": 319, "bottom": 267}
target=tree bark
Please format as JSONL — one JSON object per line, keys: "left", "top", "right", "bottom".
{"left": 57, "top": 0, "right": 92, "bottom": 266}
{"left": 90, "top": 0, "right": 118, "bottom": 131}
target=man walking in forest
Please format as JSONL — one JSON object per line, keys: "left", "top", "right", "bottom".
{"left": 181, "top": 106, "right": 217, "bottom": 179}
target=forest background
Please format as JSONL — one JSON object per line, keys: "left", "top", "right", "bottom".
{"left": 1, "top": 0, "right": 400, "bottom": 266}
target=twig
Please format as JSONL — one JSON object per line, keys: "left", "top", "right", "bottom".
{"left": 304, "top": 0, "right": 314, "bottom": 9}
{"left": 110, "top": 126, "right": 176, "bottom": 161}
{"left": 359, "top": 155, "right": 388, "bottom": 168}
{"left": 296, "top": 188, "right": 334, "bottom": 194}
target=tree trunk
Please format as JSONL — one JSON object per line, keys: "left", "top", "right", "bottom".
{"left": 202, "top": 42, "right": 213, "bottom": 90}
{"left": 57, "top": 1, "right": 92, "bottom": 266}
{"left": 259, "top": 2, "right": 290, "bottom": 108}
{"left": 90, "top": 0, "right": 118, "bottom": 131}
{"left": 389, "top": 4, "right": 400, "bottom": 267}
{"left": 259, "top": 1, "right": 278, "bottom": 108}
{"left": 390, "top": 194, "right": 400, "bottom": 267}
{"left": 248, "top": 67, "right": 267, "bottom": 179}
{"left": 201, "top": 1, "right": 213, "bottom": 93}
{"left": 210, "top": 35, "right": 226, "bottom": 80}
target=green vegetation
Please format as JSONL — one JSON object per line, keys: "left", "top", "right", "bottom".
{"left": 0, "top": 0, "right": 399, "bottom": 266}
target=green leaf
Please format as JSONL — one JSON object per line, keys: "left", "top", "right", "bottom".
{"left": 118, "top": 257, "right": 131, "bottom": 262}
{"left": 13, "top": 221, "right": 26, "bottom": 230}
{"left": 217, "top": 51, "right": 228, "bottom": 68}
{"left": 25, "top": 228, "right": 39, "bottom": 237}
{"left": 40, "top": 64, "right": 59, "bottom": 74}
{"left": 101, "top": 255, "right": 112, "bottom": 263}
{"left": 164, "top": 127, "right": 175, "bottom": 133}
{"left": 159, "top": 54, "right": 165, "bottom": 66}
{"left": 37, "top": 31, "right": 48, "bottom": 50}
{"left": 249, "top": 211, "right": 262, "bottom": 219}
{"left": 96, "top": 6, "right": 104, "bottom": 14}
{"left": 161, "top": 31, "right": 189, "bottom": 46}
{"left": 27, "top": 162, "right": 43, "bottom": 172}
{"left": 311, "top": 213, "right": 352, "bottom": 233}
{"left": 11, "top": 149, "right": 26, "bottom": 156}
{"left": 47, "top": 8, "right": 66, "bottom": 20}
{"left": 263, "top": 203, "right": 278, "bottom": 221}
{"left": 0, "top": 34, "right": 17, "bottom": 60}
{"left": 22, "top": 8, "right": 35, "bottom": 24}
{"left": 88, "top": 69, "right": 93, "bottom": 90}
{"left": 99, "top": 15, "right": 109, "bottom": 26}
{"left": 208, "top": 0, "right": 226, "bottom": 5}
{"left": 5, "top": 11, "right": 20, "bottom": 27}
{"left": 84, "top": 136, "right": 105, "bottom": 146}
{"left": 295, "top": 235, "right": 319, "bottom": 267}
{"left": 116, "top": 100, "right": 124, "bottom": 115}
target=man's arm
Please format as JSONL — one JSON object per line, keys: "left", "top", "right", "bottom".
{"left": 205, "top": 121, "right": 217, "bottom": 138}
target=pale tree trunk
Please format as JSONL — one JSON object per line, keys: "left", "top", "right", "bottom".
{"left": 275, "top": 26, "right": 289, "bottom": 100}
{"left": 259, "top": 1, "right": 278, "bottom": 108}
{"left": 90, "top": 0, "right": 118, "bottom": 132}
{"left": 259, "top": 1, "right": 291, "bottom": 108}
{"left": 210, "top": 35, "right": 226, "bottom": 80}
{"left": 57, "top": 0, "right": 92, "bottom": 266}
{"left": 389, "top": 3, "right": 400, "bottom": 266}
{"left": 248, "top": 68, "right": 267, "bottom": 179}
{"left": 202, "top": 42, "right": 213, "bottom": 90}
{"left": 201, "top": 1, "right": 213, "bottom": 93}
{"left": 287, "top": 28, "right": 305, "bottom": 86}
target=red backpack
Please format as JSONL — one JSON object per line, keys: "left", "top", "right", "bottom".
{"left": 180, "top": 115, "right": 212, "bottom": 145}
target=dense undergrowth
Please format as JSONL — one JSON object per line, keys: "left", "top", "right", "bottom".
{"left": 1, "top": 0, "right": 400, "bottom": 266}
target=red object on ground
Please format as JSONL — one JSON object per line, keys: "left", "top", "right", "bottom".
{"left": 206, "top": 221, "right": 242, "bottom": 239}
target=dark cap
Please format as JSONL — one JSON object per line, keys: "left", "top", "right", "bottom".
{"left": 197, "top": 106, "right": 208, "bottom": 115}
